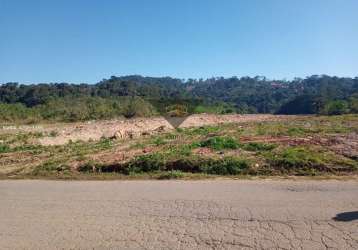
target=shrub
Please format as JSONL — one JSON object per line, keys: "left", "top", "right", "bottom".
{"left": 125, "top": 153, "right": 165, "bottom": 174}
{"left": 241, "top": 142, "right": 276, "bottom": 152}
{"left": 199, "top": 136, "right": 239, "bottom": 150}
{"left": 77, "top": 162, "right": 96, "bottom": 172}
{"left": 167, "top": 158, "right": 201, "bottom": 172}
{"left": 349, "top": 96, "right": 358, "bottom": 113}
{"left": 200, "top": 157, "right": 250, "bottom": 175}
{"left": 322, "top": 100, "right": 349, "bottom": 115}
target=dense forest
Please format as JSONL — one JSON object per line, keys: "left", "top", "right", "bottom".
{"left": 0, "top": 75, "right": 357, "bottom": 123}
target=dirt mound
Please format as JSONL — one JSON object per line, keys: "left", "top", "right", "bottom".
{"left": 7, "top": 114, "right": 295, "bottom": 146}
{"left": 38, "top": 117, "right": 173, "bottom": 146}
{"left": 180, "top": 114, "right": 288, "bottom": 127}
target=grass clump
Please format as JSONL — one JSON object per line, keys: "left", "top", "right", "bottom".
{"left": 33, "top": 161, "right": 71, "bottom": 176}
{"left": 49, "top": 130, "right": 59, "bottom": 137}
{"left": 199, "top": 157, "right": 250, "bottom": 175}
{"left": 0, "top": 144, "right": 10, "bottom": 153}
{"left": 152, "top": 137, "right": 166, "bottom": 146}
{"left": 241, "top": 142, "right": 276, "bottom": 152}
{"left": 125, "top": 153, "right": 165, "bottom": 174}
{"left": 199, "top": 136, "right": 239, "bottom": 150}
{"left": 287, "top": 127, "right": 307, "bottom": 136}
{"left": 166, "top": 143, "right": 199, "bottom": 157}
{"left": 180, "top": 126, "right": 220, "bottom": 136}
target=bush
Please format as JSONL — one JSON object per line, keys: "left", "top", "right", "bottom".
{"left": 349, "top": 96, "right": 358, "bottom": 113}
{"left": 199, "top": 136, "right": 239, "bottom": 150}
{"left": 77, "top": 162, "right": 96, "bottom": 172}
{"left": 322, "top": 100, "right": 349, "bottom": 115}
{"left": 200, "top": 157, "right": 250, "bottom": 175}
{"left": 125, "top": 153, "right": 165, "bottom": 174}
{"left": 241, "top": 142, "right": 276, "bottom": 152}
{"left": 166, "top": 158, "right": 201, "bottom": 172}
{"left": 0, "top": 103, "right": 41, "bottom": 123}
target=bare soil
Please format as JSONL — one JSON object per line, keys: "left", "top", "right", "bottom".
{"left": 0, "top": 114, "right": 294, "bottom": 146}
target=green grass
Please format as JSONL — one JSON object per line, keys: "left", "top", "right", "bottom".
{"left": 199, "top": 136, "right": 240, "bottom": 150}
{"left": 0, "top": 144, "right": 10, "bottom": 153}
{"left": 266, "top": 147, "right": 324, "bottom": 168}
{"left": 32, "top": 161, "right": 71, "bottom": 176}
{"left": 263, "top": 146, "right": 330, "bottom": 175}
{"left": 199, "top": 157, "right": 250, "bottom": 175}
{"left": 151, "top": 137, "right": 167, "bottom": 146}
{"left": 241, "top": 142, "right": 276, "bottom": 152}
{"left": 78, "top": 154, "right": 251, "bottom": 176}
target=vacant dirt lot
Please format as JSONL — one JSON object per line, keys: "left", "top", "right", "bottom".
{"left": 0, "top": 114, "right": 357, "bottom": 178}
{"left": 0, "top": 114, "right": 294, "bottom": 145}
{"left": 0, "top": 180, "right": 357, "bottom": 249}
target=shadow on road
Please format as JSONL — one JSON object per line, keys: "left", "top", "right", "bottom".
{"left": 333, "top": 211, "right": 358, "bottom": 222}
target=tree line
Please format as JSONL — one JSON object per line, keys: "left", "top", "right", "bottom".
{"left": 0, "top": 75, "right": 357, "bottom": 122}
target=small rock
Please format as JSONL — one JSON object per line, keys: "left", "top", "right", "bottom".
{"left": 113, "top": 130, "right": 124, "bottom": 139}
{"left": 155, "top": 126, "right": 166, "bottom": 132}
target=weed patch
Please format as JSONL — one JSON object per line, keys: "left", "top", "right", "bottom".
{"left": 199, "top": 157, "right": 250, "bottom": 175}
{"left": 152, "top": 137, "right": 166, "bottom": 146}
{"left": 78, "top": 154, "right": 251, "bottom": 176}
{"left": 199, "top": 136, "right": 239, "bottom": 150}
{"left": 265, "top": 147, "right": 327, "bottom": 175}
{"left": 241, "top": 142, "right": 276, "bottom": 152}
{"left": 33, "top": 161, "right": 71, "bottom": 176}
{"left": 0, "top": 144, "right": 10, "bottom": 153}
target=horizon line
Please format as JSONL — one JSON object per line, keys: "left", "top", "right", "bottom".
{"left": 1, "top": 73, "right": 358, "bottom": 85}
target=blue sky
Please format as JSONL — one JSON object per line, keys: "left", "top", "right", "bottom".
{"left": 1, "top": 0, "right": 357, "bottom": 84}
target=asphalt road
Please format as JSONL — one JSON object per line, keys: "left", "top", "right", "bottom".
{"left": 0, "top": 180, "right": 357, "bottom": 249}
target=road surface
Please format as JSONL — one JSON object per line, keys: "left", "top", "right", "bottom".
{"left": 0, "top": 180, "right": 357, "bottom": 249}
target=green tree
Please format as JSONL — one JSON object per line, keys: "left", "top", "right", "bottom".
{"left": 322, "top": 100, "right": 349, "bottom": 115}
